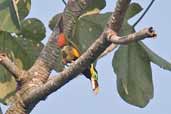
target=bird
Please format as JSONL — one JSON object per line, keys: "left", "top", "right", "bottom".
{"left": 56, "top": 33, "right": 99, "bottom": 95}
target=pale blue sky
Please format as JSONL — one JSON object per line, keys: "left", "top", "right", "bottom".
{"left": 2, "top": 0, "right": 171, "bottom": 114}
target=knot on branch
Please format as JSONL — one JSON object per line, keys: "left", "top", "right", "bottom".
{"left": 145, "top": 27, "right": 157, "bottom": 38}
{"left": 0, "top": 52, "right": 7, "bottom": 62}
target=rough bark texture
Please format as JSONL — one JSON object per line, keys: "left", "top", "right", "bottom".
{"left": 0, "top": 0, "right": 156, "bottom": 114}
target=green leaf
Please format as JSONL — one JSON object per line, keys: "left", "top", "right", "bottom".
{"left": 112, "top": 3, "right": 154, "bottom": 107}
{"left": 86, "top": 0, "right": 106, "bottom": 11}
{"left": 79, "top": 0, "right": 106, "bottom": 18}
{"left": 112, "top": 2, "right": 170, "bottom": 107}
{"left": 124, "top": 3, "right": 143, "bottom": 20}
{"left": 139, "top": 42, "right": 171, "bottom": 71}
{"left": 0, "top": 0, "right": 20, "bottom": 32}
{"left": 112, "top": 43, "right": 153, "bottom": 108}
{"left": 16, "top": 0, "right": 31, "bottom": 20}
{"left": 20, "top": 18, "right": 46, "bottom": 43}
{"left": 0, "top": 31, "right": 43, "bottom": 69}
{"left": 48, "top": 13, "right": 63, "bottom": 31}
{"left": 71, "top": 13, "right": 111, "bottom": 53}
{"left": 119, "top": 2, "right": 142, "bottom": 35}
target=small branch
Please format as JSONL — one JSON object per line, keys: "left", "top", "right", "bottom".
{"left": 106, "top": 27, "right": 157, "bottom": 44}
{"left": 0, "top": 53, "right": 25, "bottom": 81}
{"left": 99, "top": 44, "right": 118, "bottom": 58}
{"left": 99, "top": 27, "right": 156, "bottom": 58}
{"left": 133, "top": 0, "right": 155, "bottom": 27}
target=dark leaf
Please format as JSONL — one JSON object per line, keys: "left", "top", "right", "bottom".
{"left": 48, "top": 13, "right": 63, "bottom": 31}
{"left": 0, "top": 31, "right": 43, "bottom": 69}
{"left": 0, "top": 0, "right": 20, "bottom": 32}
{"left": 20, "top": 18, "right": 46, "bottom": 43}
{"left": 112, "top": 3, "right": 154, "bottom": 107}
{"left": 17, "top": 0, "right": 31, "bottom": 20}
{"left": 71, "top": 13, "right": 111, "bottom": 53}
{"left": 139, "top": 42, "right": 171, "bottom": 71}
{"left": 124, "top": 3, "right": 143, "bottom": 20}
{"left": 86, "top": 0, "right": 106, "bottom": 11}
{"left": 112, "top": 43, "right": 153, "bottom": 107}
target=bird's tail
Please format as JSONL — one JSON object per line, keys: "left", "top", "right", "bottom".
{"left": 91, "top": 78, "right": 99, "bottom": 95}
{"left": 90, "top": 64, "right": 99, "bottom": 95}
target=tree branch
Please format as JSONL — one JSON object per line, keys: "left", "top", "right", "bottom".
{"left": 106, "top": 27, "right": 156, "bottom": 44}
{"left": 99, "top": 44, "right": 118, "bottom": 58}
{"left": 99, "top": 27, "right": 156, "bottom": 58}
{"left": 0, "top": 53, "right": 25, "bottom": 81}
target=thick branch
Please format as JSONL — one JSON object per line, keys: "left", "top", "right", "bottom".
{"left": 106, "top": 27, "right": 157, "bottom": 44}
{"left": 0, "top": 53, "right": 25, "bottom": 81}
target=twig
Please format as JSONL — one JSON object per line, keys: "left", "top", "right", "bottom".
{"left": 99, "top": 44, "right": 118, "bottom": 58}
{"left": 0, "top": 53, "right": 25, "bottom": 81}
{"left": 106, "top": 27, "right": 157, "bottom": 44}
{"left": 133, "top": 0, "right": 155, "bottom": 27}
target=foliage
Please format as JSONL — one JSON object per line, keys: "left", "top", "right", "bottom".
{"left": 0, "top": 0, "right": 20, "bottom": 32}
{"left": 0, "top": 0, "right": 171, "bottom": 109}
{"left": 0, "top": 0, "right": 45, "bottom": 105}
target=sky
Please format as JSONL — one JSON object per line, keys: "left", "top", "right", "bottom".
{"left": 2, "top": 0, "right": 171, "bottom": 114}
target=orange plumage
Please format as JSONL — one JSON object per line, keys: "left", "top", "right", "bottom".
{"left": 57, "top": 33, "right": 67, "bottom": 48}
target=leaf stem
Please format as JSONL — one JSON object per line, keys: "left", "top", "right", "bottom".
{"left": 62, "top": 0, "right": 67, "bottom": 5}
{"left": 133, "top": 0, "right": 155, "bottom": 27}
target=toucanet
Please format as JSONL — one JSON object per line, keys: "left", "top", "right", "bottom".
{"left": 56, "top": 33, "right": 99, "bottom": 94}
